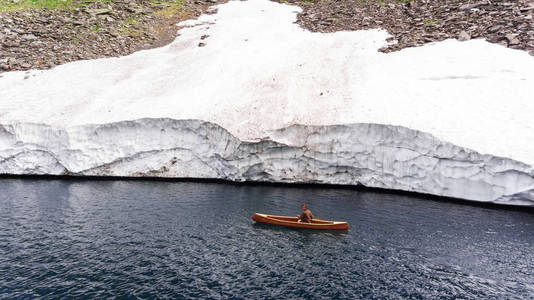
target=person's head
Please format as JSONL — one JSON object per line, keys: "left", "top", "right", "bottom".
{"left": 301, "top": 203, "right": 307, "bottom": 211}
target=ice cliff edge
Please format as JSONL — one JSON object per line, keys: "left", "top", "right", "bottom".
{"left": 1, "top": 118, "right": 533, "bottom": 206}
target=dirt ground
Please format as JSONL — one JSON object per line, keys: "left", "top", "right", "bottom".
{"left": 0, "top": 0, "right": 226, "bottom": 72}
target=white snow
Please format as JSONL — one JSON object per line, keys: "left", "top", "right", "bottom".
{"left": 1, "top": 0, "right": 533, "bottom": 168}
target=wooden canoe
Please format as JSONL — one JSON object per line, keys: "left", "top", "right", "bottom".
{"left": 252, "top": 213, "right": 349, "bottom": 230}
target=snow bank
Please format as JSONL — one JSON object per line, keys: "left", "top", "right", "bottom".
{"left": 0, "top": 0, "right": 533, "bottom": 205}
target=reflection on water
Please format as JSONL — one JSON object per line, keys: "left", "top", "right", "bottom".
{"left": 252, "top": 223, "right": 349, "bottom": 238}
{"left": 0, "top": 178, "right": 533, "bottom": 298}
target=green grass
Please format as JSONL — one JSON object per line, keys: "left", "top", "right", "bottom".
{"left": 150, "top": 0, "right": 183, "bottom": 6}
{"left": 153, "top": 0, "right": 187, "bottom": 18}
{"left": 0, "top": 0, "right": 178, "bottom": 12}
{"left": 118, "top": 15, "right": 144, "bottom": 36}
{"left": 0, "top": 0, "right": 81, "bottom": 12}
{"left": 0, "top": 0, "right": 117, "bottom": 12}
{"left": 423, "top": 17, "right": 438, "bottom": 25}
{"left": 90, "top": 23, "right": 104, "bottom": 32}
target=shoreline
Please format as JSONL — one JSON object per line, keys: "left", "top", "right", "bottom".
{"left": 2, "top": 173, "right": 534, "bottom": 212}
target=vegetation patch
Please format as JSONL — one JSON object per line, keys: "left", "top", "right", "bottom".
{"left": 153, "top": 0, "right": 188, "bottom": 18}
{"left": 0, "top": 0, "right": 82, "bottom": 12}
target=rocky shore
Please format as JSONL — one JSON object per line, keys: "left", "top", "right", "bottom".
{"left": 0, "top": 0, "right": 224, "bottom": 72}
{"left": 1, "top": 0, "right": 533, "bottom": 72}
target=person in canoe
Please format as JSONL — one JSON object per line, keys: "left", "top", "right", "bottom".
{"left": 297, "top": 203, "right": 313, "bottom": 223}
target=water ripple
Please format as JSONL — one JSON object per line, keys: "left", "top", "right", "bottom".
{"left": 0, "top": 179, "right": 533, "bottom": 299}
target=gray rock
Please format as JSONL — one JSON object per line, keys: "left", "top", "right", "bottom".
{"left": 509, "top": 38, "right": 521, "bottom": 45}
{"left": 459, "top": 1, "right": 488, "bottom": 10}
{"left": 87, "top": 8, "right": 112, "bottom": 15}
{"left": 457, "top": 30, "right": 471, "bottom": 41}
{"left": 506, "top": 33, "right": 520, "bottom": 45}
{"left": 487, "top": 25, "right": 503, "bottom": 33}
{"left": 498, "top": 39, "right": 509, "bottom": 47}
{"left": 126, "top": 4, "right": 138, "bottom": 13}
{"left": 21, "top": 34, "right": 37, "bottom": 41}
{"left": 7, "top": 57, "right": 20, "bottom": 66}
{"left": 519, "top": 4, "right": 534, "bottom": 12}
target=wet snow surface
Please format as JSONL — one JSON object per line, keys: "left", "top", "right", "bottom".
{"left": 0, "top": 0, "right": 533, "bottom": 165}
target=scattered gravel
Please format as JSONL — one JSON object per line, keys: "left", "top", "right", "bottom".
{"left": 0, "top": 0, "right": 225, "bottom": 72}
{"left": 278, "top": 0, "right": 534, "bottom": 54}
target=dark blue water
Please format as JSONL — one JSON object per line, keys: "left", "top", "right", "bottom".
{"left": 1, "top": 179, "right": 533, "bottom": 299}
